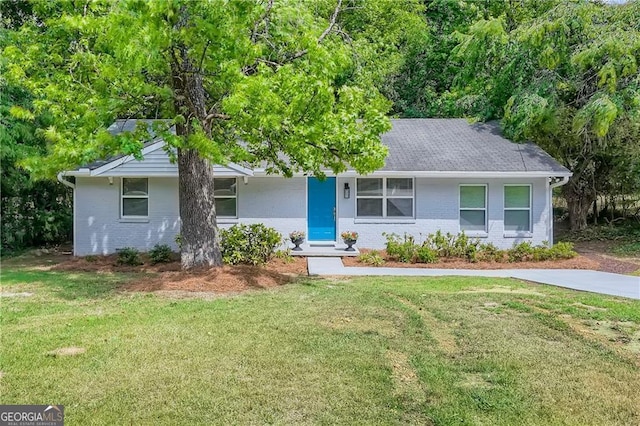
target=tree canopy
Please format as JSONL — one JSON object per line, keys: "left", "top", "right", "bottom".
{"left": 3, "top": 0, "right": 425, "bottom": 266}
{"left": 445, "top": 0, "right": 640, "bottom": 229}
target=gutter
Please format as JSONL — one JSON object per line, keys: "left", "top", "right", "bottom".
{"left": 548, "top": 175, "right": 571, "bottom": 245}
{"left": 550, "top": 175, "right": 570, "bottom": 189}
{"left": 57, "top": 172, "right": 76, "bottom": 189}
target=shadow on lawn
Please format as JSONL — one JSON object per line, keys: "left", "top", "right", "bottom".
{"left": 1, "top": 269, "right": 128, "bottom": 300}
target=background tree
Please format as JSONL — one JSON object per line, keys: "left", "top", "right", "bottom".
{"left": 448, "top": 0, "right": 640, "bottom": 230}
{"left": 1, "top": 0, "right": 72, "bottom": 254}
{"left": 4, "top": 0, "right": 424, "bottom": 267}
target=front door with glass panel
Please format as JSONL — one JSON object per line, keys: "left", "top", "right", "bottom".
{"left": 307, "top": 177, "right": 336, "bottom": 241}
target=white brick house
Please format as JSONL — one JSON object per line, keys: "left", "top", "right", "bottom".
{"left": 59, "top": 119, "right": 571, "bottom": 256}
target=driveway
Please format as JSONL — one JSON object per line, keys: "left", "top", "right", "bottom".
{"left": 307, "top": 258, "right": 640, "bottom": 300}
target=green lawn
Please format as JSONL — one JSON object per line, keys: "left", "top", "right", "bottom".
{"left": 1, "top": 266, "right": 639, "bottom": 425}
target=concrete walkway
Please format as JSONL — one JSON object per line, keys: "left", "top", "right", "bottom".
{"left": 307, "top": 257, "right": 640, "bottom": 300}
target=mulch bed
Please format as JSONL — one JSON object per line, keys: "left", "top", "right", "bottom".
{"left": 50, "top": 255, "right": 308, "bottom": 294}
{"left": 35, "top": 242, "right": 639, "bottom": 295}
{"left": 343, "top": 249, "right": 602, "bottom": 270}
{"left": 572, "top": 241, "right": 640, "bottom": 274}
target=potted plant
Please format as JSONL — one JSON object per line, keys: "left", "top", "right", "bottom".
{"left": 289, "top": 231, "right": 305, "bottom": 251}
{"left": 341, "top": 231, "right": 359, "bottom": 251}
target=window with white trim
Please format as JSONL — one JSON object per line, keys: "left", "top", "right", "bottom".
{"left": 459, "top": 185, "right": 487, "bottom": 232}
{"left": 356, "top": 178, "right": 414, "bottom": 218}
{"left": 214, "top": 178, "right": 237, "bottom": 217}
{"left": 504, "top": 185, "right": 531, "bottom": 232}
{"left": 121, "top": 178, "right": 149, "bottom": 217}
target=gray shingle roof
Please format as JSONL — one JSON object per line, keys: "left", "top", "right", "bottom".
{"left": 382, "top": 119, "right": 569, "bottom": 174}
{"left": 80, "top": 118, "right": 569, "bottom": 175}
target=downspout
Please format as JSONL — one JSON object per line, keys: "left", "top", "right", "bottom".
{"left": 57, "top": 172, "right": 76, "bottom": 189}
{"left": 57, "top": 172, "right": 76, "bottom": 256}
{"left": 548, "top": 176, "right": 570, "bottom": 245}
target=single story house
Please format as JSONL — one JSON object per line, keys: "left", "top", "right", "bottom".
{"left": 59, "top": 118, "right": 571, "bottom": 256}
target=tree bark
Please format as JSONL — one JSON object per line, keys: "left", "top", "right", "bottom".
{"left": 177, "top": 148, "right": 223, "bottom": 268}
{"left": 170, "top": 22, "right": 223, "bottom": 268}
{"left": 563, "top": 178, "right": 595, "bottom": 231}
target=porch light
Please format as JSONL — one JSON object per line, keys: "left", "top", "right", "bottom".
{"left": 344, "top": 183, "right": 350, "bottom": 199}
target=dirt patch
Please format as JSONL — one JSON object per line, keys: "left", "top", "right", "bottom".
{"left": 46, "top": 347, "right": 86, "bottom": 357}
{"left": 386, "top": 350, "right": 423, "bottom": 396}
{"left": 561, "top": 315, "right": 640, "bottom": 361}
{"left": 345, "top": 249, "right": 600, "bottom": 271}
{"left": 571, "top": 302, "right": 607, "bottom": 312}
{"left": 458, "top": 372, "right": 495, "bottom": 390}
{"left": 0, "top": 292, "right": 34, "bottom": 298}
{"left": 393, "top": 296, "right": 458, "bottom": 355}
{"left": 323, "top": 316, "right": 399, "bottom": 338}
{"left": 459, "top": 286, "right": 546, "bottom": 297}
{"left": 121, "top": 258, "right": 308, "bottom": 293}
{"left": 572, "top": 241, "right": 640, "bottom": 274}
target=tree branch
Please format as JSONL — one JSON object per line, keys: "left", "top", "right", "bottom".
{"left": 251, "top": 0, "right": 274, "bottom": 43}
{"left": 288, "top": 0, "right": 343, "bottom": 61}
{"left": 242, "top": 0, "right": 343, "bottom": 76}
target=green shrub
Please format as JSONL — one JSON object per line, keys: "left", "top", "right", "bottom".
{"left": 220, "top": 223, "right": 282, "bottom": 265}
{"left": 274, "top": 248, "right": 294, "bottom": 263}
{"left": 509, "top": 242, "right": 535, "bottom": 262}
{"left": 548, "top": 242, "right": 577, "bottom": 259}
{"left": 383, "top": 233, "right": 417, "bottom": 263}
{"left": 477, "top": 243, "right": 507, "bottom": 262}
{"left": 84, "top": 255, "right": 98, "bottom": 262}
{"left": 117, "top": 247, "right": 143, "bottom": 266}
{"left": 149, "top": 244, "right": 174, "bottom": 264}
{"left": 359, "top": 250, "right": 385, "bottom": 266}
{"left": 416, "top": 245, "right": 438, "bottom": 263}
{"left": 424, "top": 230, "right": 479, "bottom": 260}
{"left": 174, "top": 233, "right": 182, "bottom": 249}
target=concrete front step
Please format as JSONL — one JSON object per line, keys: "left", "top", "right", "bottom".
{"left": 289, "top": 243, "right": 359, "bottom": 257}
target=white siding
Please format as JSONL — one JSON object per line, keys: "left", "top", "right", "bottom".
{"left": 106, "top": 150, "right": 177, "bottom": 176}
{"left": 97, "top": 148, "right": 245, "bottom": 177}
{"left": 73, "top": 175, "right": 552, "bottom": 255}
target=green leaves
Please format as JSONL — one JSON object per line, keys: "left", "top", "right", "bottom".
{"left": 572, "top": 95, "right": 618, "bottom": 138}
{"left": 2, "top": 0, "right": 404, "bottom": 179}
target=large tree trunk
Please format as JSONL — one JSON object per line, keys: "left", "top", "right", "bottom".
{"left": 177, "top": 149, "right": 223, "bottom": 268}
{"left": 170, "top": 20, "right": 223, "bottom": 269}
{"left": 562, "top": 178, "right": 595, "bottom": 231}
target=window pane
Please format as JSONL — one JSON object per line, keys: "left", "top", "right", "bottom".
{"left": 460, "top": 186, "right": 485, "bottom": 209}
{"left": 505, "top": 186, "right": 530, "bottom": 208}
{"left": 123, "top": 198, "right": 148, "bottom": 216}
{"left": 387, "top": 178, "right": 413, "bottom": 196}
{"left": 357, "top": 179, "right": 383, "bottom": 196}
{"left": 214, "top": 178, "right": 236, "bottom": 196}
{"left": 215, "top": 198, "right": 236, "bottom": 217}
{"left": 123, "top": 178, "right": 148, "bottom": 196}
{"left": 505, "top": 210, "right": 530, "bottom": 232}
{"left": 460, "top": 210, "right": 485, "bottom": 231}
{"left": 357, "top": 198, "right": 383, "bottom": 217}
{"left": 387, "top": 198, "right": 413, "bottom": 217}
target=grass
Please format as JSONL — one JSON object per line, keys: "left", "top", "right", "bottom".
{"left": 1, "top": 266, "right": 640, "bottom": 425}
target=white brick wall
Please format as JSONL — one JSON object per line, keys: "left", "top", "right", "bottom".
{"left": 74, "top": 177, "right": 180, "bottom": 255}
{"left": 336, "top": 176, "right": 550, "bottom": 250}
{"left": 74, "top": 175, "right": 551, "bottom": 255}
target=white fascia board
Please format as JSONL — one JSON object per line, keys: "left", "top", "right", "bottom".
{"left": 221, "top": 163, "right": 254, "bottom": 176}
{"left": 251, "top": 169, "right": 572, "bottom": 178}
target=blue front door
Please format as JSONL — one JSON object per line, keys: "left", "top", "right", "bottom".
{"left": 308, "top": 177, "right": 336, "bottom": 241}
